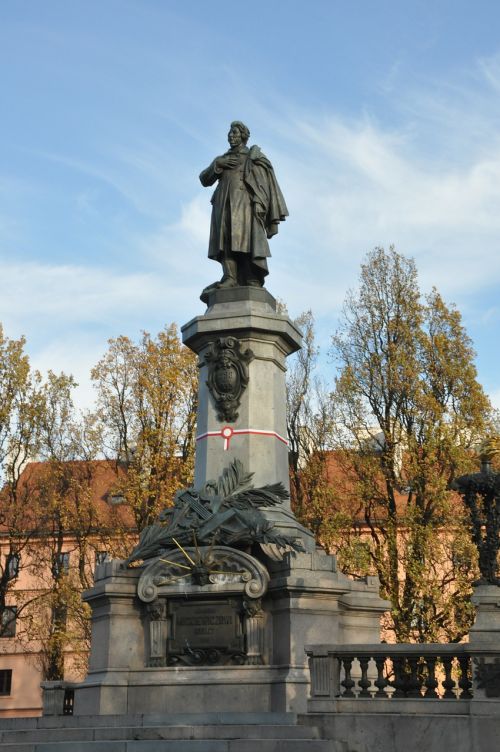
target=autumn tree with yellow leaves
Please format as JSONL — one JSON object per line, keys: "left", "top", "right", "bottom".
{"left": 1, "top": 322, "right": 198, "bottom": 680}
{"left": 286, "top": 310, "right": 336, "bottom": 538}
{"left": 0, "top": 325, "right": 46, "bottom": 638}
{"left": 24, "top": 372, "right": 106, "bottom": 680}
{"left": 326, "top": 247, "right": 493, "bottom": 642}
{"left": 287, "top": 249, "right": 494, "bottom": 642}
{"left": 0, "top": 328, "right": 110, "bottom": 678}
{"left": 91, "top": 324, "right": 198, "bottom": 532}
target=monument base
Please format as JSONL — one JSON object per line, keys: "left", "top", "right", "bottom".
{"left": 73, "top": 551, "right": 387, "bottom": 716}
{"left": 468, "top": 584, "right": 500, "bottom": 701}
{"left": 71, "top": 286, "right": 388, "bottom": 718}
{"left": 470, "top": 584, "right": 500, "bottom": 645}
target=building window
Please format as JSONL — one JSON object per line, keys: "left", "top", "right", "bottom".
{"left": 52, "top": 552, "right": 70, "bottom": 578}
{"left": 6, "top": 553, "right": 20, "bottom": 580}
{"left": 51, "top": 605, "right": 68, "bottom": 629}
{"left": 0, "top": 608, "right": 17, "bottom": 638}
{"left": 0, "top": 670, "right": 12, "bottom": 696}
{"left": 107, "top": 493, "right": 126, "bottom": 506}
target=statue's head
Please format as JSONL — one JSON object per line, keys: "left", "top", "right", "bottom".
{"left": 228, "top": 121, "right": 250, "bottom": 148}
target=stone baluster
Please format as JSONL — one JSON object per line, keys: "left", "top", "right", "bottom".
{"left": 458, "top": 656, "right": 473, "bottom": 699}
{"left": 340, "top": 656, "right": 355, "bottom": 697}
{"left": 358, "top": 656, "right": 371, "bottom": 697}
{"left": 374, "top": 656, "right": 389, "bottom": 697}
{"left": 423, "top": 655, "right": 439, "bottom": 698}
{"left": 441, "top": 655, "right": 456, "bottom": 698}
{"left": 407, "top": 656, "right": 422, "bottom": 698}
{"left": 391, "top": 656, "right": 407, "bottom": 697}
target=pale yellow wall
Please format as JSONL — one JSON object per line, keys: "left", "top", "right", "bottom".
{"left": 0, "top": 652, "right": 42, "bottom": 717}
{"left": 0, "top": 536, "right": 100, "bottom": 717}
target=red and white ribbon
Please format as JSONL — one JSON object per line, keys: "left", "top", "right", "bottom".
{"left": 196, "top": 425, "right": 288, "bottom": 451}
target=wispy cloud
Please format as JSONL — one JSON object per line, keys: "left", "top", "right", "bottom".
{"left": 142, "top": 194, "right": 212, "bottom": 277}
{"left": 246, "top": 63, "right": 500, "bottom": 310}
{"left": 3, "top": 47, "right": 500, "bottom": 408}
{"left": 0, "top": 261, "right": 160, "bottom": 323}
{"left": 477, "top": 52, "right": 500, "bottom": 93}
{"left": 36, "top": 150, "right": 167, "bottom": 219}
{"left": 0, "top": 258, "right": 203, "bottom": 411}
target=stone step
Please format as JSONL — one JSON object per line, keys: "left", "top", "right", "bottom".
{"left": 0, "top": 713, "right": 349, "bottom": 752}
{"left": 0, "top": 740, "right": 335, "bottom": 752}
{"left": 0, "top": 713, "right": 298, "bottom": 730}
{"left": 0, "top": 723, "right": 321, "bottom": 744}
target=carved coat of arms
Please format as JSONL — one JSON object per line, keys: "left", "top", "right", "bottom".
{"left": 204, "top": 337, "right": 254, "bottom": 422}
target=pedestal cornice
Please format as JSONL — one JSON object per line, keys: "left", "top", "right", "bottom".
{"left": 181, "top": 287, "right": 302, "bottom": 356}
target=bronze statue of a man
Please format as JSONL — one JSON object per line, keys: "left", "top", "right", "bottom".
{"left": 199, "top": 121, "right": 288, "bottom": 299}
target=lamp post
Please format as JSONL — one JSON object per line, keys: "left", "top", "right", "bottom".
{"left": 452, "top": 437, "right": 500, "bottom": 585}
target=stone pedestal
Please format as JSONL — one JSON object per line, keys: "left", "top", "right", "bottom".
{"left": 469, "top": 584, "right": 500, "bottom": 702}
{"left": 181, "top": 287, "right": 315, "bottom": 550}
{"left": 470, "top": 585, "right": 500, "bottom": 646}
{"left": 75, "top": 552, "right": 387, "bottom": 716}
{"left": 181, "top": 287, "right": 297, "bottom": 493}
{"left": 72, "top": 286, "right": 388, "bottom": 718}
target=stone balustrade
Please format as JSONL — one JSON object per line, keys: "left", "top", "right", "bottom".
{"left": 41, "top": 681, "right": 76, "bottom": 716}
{"left": 305, "top": 643, "right": 484, "bottom": 703}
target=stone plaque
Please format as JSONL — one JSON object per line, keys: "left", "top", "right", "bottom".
{"left": 167, "top": 599, "right": 245, "bottom": 665}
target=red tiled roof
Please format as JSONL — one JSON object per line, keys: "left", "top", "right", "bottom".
{"left": 0, "top": 459, "right": 135, "bottom": 533}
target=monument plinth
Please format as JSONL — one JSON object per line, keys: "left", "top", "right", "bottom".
{"left": 182, "top": 286, "right": 315, "bottom": 552}
{"left": 73, "top": 278, "right": 386, "bottom": 715}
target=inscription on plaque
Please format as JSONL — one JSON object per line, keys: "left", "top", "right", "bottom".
{"left": 167, "top": 599, "right": 245, "bottom": 665}
{"left": 176, "top": 608, "right": 234, "bottom": 645}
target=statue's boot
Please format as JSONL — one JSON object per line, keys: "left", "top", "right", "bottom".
{"left": 240, "top": 256, "right": 264, "bottom": 288}
{"left": 200, "top": 259, "right": 238, "bottom": 303}
{"left": 218, "top": 259, "right": 238, "bottom": 288}
{"left": 200, "top": 280, "right": 220, "bottom": 303}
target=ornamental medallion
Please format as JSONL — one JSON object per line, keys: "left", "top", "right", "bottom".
{"left": 204, "top": 337, "right": 254, "bottom": 422}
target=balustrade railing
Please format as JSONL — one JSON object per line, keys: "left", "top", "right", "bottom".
{"left": 41, "top": 681, "right": 77, "bottom": 716}
{"left": 306, "top": 644, "right": 475, "bottom": 702}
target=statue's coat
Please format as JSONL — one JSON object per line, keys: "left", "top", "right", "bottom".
{"left": 199, "top": 145, "right": 288, "bottom": 279}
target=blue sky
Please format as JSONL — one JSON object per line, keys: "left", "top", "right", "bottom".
{"left": 1, "top": 0, "right": 500, "bottom": 409}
